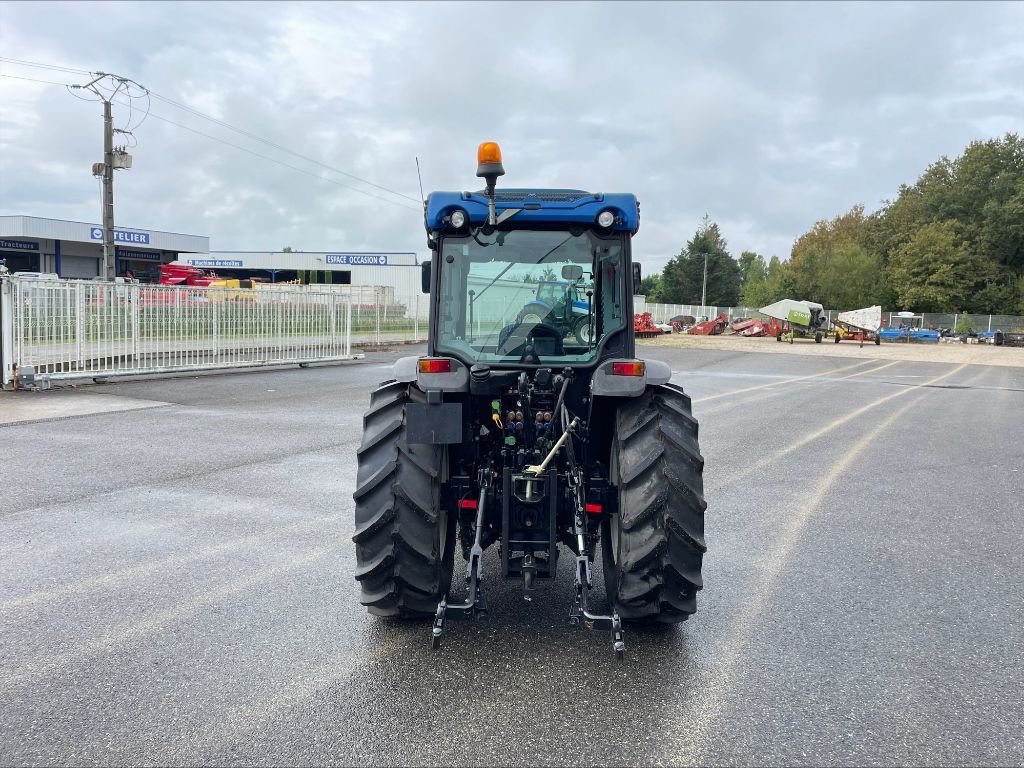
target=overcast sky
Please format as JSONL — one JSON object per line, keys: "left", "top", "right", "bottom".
{"left": 1, "top": 1, "right": 1021, "bottom": 271}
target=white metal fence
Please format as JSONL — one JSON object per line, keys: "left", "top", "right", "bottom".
{"left": 634, "top": 299, "right": 1024, "bottom": 333}
{"left": 7, "top": 277, "right": 1020, "bottom": 387}
{"left": 1, "top": 276, "right": 381, "bottom": 387}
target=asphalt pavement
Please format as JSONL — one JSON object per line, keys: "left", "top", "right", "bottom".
{"left": 1, "top": 344, "right": 1022, "bottom": 766}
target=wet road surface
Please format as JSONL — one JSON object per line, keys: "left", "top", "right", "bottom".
{"left": 2, "top": 345, "right": 1022, "bottom": 766}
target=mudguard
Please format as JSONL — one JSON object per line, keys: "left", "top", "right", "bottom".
{"left": 392, "top": 355, "right": 469, "bottom": 392}
{"left": 591, "top": 358, "right": 672, "bottom": 397}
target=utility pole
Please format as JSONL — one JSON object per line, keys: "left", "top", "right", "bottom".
{"left": 70, "top": 72, "right": 145, "bottom": 281}
{"left": 102, "top": 98, "right": 115, "bottom": 280}
{"left": 701, "top": 252, "right": 708, "bottom": 318}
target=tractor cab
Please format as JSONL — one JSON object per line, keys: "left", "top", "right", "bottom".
{"left": 421, "top": 143, "right": 641, "bottom": 368}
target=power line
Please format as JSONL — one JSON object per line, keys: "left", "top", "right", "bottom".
{"left": 0, "top": 63, "right": 421, "bottom": 212}
{"left": 113, "top": 99, "right": 420, "bottom": 212}
{"left": 0, "top": 73, "right": 70, "bottom": 87}
{"left": 2, "top": 56, "right": 423, "bottom": 204}
{"left": 0, "top": 56, "right": 92, "bottom": 75}
{"left": 148, "top": 92, "right": 422, "bottom": 203}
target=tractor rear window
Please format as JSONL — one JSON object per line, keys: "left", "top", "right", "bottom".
{"left": 435, "top": 229, "right": 626, "bottom": 364}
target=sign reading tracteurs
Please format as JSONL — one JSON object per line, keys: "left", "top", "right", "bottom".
{"left": 0, "top": 239, "right": 39, "bottom": 251}
{"left": 90, "top": 226, "right": 151, "bottom": 245}
{"left": 325, "top": 254, "right": 389, "bottom": 266}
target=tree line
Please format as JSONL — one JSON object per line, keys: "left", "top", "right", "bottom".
{"left": 641, "top": 133, "right": 1023, "bottom": 315}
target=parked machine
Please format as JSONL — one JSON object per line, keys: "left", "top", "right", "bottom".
{"left": 834, "top": 305, "right": 882, "bottom": 346}
{"left": 517, "top": 279, "right": 594, "bottom": 344}
{"left": 760, "top": 299, "right": 828, "bottom": 343}
{"left": 352, "top": 143, "right": 707, "bottom": 659}
{"left": 687, "top": 312, "right": 729, "bottom": 336}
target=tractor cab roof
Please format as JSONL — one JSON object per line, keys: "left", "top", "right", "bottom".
{"left": 425, "top": 189, "right": 640, "bottom": 234}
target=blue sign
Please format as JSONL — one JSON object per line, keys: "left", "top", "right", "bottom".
{"left": 326, "top": 253, "right": 389, "bottom": 266}
{"left": 90, "top": 226, "right": 151, "bottom": 245}
{"left": 116, "top": 248, "right": 163, "bottom": 262}
{"left": 189, "top": 259, "right": 243, "bottom": 268}
{"left": 0, "top": 239, "right": 39, "bottom": 251}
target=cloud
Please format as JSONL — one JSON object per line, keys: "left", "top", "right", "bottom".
{"left": 1, "top": 0, "right": 1022, "bottom": 270}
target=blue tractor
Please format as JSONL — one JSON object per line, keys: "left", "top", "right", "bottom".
{"left": 517, "top": 279, "right": 595, "bottom": 345}
{"left": 352, "top": 143, "right": 707, "bottom": 658}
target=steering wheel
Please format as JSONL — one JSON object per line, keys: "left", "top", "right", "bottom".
{"left": 496, "top": 322, "right": 565, "bottom": 357}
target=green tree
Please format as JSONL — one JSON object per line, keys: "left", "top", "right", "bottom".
{"left": 660, "top": 216, "right": 741, "bottom": 306}
{"left": 638, "top": 274, "right": 663, "bottom": 301}
{"left": 871, "top": 133, "right": 1023, "bottom": 312}
{"left": 787, "top": 205, "right": 888, "bottom": 308}
{"left": 742, "top": 255, "right": 793, "bottom": 308}
{"left": 888, "top": 220, "right": 993, "bottom": 312}
{"left": 738, "top": 251, "right": 768, "bottom": 307}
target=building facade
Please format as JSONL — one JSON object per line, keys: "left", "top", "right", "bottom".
{"left": 0, "top": 215, "right": 210, "bottom": 279}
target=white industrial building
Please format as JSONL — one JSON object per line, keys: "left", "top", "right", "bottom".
{"left": 0, "top": 215, "right": 421, "bottom": 296}
{"left": 0, "top": 215, "right": 209, "bottom": 279}
{"left": 182, "top": 251, "right": 420, "bottom": 293}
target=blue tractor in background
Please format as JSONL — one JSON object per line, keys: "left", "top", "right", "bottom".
{"left": 352, "top": 142, "right": 707, "bottom": 659}
{"left": 517, "top": 279, "right": 594, "bottom": 345}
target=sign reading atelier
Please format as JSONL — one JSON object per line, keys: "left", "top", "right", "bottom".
{"left": 90, "top": 226, "right": 151, "bottom": 245}
{"left": 325, "top": 253, "right": 390, "bottom": 266}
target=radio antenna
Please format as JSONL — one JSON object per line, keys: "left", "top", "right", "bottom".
{"left": 415, "top": 156, "right": 425, "bottom": 202}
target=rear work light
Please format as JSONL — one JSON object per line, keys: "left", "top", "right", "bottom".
{"left": 611, "top": 361, "right": 645, "bottom": 377}
{"left": 418, "top": 358, "right": 453, "bottom": 374}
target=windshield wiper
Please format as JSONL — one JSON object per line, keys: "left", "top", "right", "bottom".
{"left": 471, "top": 233, "right": 575, "bottom": 307}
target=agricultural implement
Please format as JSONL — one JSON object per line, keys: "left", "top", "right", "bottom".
{"left": 687, "top": 312, "right": 729, "bottom": 335}
{"left": 633, "top": 312, "right": 662, "bottom": 339}
{"left": 833, "top": 305, "right": 882, "bottom": 346}
{"left": 760, "top": 299, "right": 827, "bottom": 343}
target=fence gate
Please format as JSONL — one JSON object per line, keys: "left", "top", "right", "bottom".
{"left": 1, "top": 275, "right": 368, "bottom": 388}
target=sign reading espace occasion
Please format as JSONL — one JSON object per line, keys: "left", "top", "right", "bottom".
{"left": 325, "top": 254, "right": 390, "bottom": 266}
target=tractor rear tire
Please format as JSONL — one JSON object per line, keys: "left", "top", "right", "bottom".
{"left": 573, "top": 316, "right": 594, "bottom": 345}
{"left": 352, "top": 381, "right": 455, "bottom": 617}
{"left": 603, "top": 383, "right": 706, "bottom": 623}
{"left": 518, "top": 304, "right": 550, "bottom": 326}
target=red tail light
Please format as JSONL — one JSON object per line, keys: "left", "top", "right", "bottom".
{"left": 418, "top": 358, "right": 453, "bottom": 374}
{"left": 585, "top": 503, "right": 603, "bottom": 514}
{"left": 611, "top": 361, "right": 645, "bottom": 377}
{"left": 457, "top": 499, "right": 478, "bottom": 510}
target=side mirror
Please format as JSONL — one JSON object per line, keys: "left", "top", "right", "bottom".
{"left": 421, "top": 260, "right": 431, "bottom": 294}
{"left": 632, "top": 263, "right": 641, "bottom": 291}
{"left": 561, "top": 264, "right": 583, "bottom": 281}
